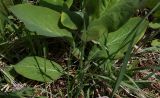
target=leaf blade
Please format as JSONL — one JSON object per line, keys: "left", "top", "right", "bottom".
{"left": 10, "top": 4, "right": 72, "bottom": 38}
{"left": 88, "top": 17, "right": 148, "bottom": 60}
{"left": 82, "top": 0, "right": 141, "bottom": 41}
{"left": 14, "top": 56, "right": 63, "bottom": 82}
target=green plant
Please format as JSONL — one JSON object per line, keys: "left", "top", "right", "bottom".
{"left": 0, "top": 0, "right": 159, "bottom": 98}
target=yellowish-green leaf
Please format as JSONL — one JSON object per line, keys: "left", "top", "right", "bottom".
{"left": 14, "top": 56, "right": 63, "bottom": 82}
{"left": 10, "top": 4, "right": 72, "bottom": 38}
{"left": 151, "top": 39, "right": 160, "bottom": 46}
{"left": 149, "top": 22, "right": 160, "bottom": 29}
{"left": 61, "top": 12, "right": 77, "bottom": 30}
{"left": 60, "top": 11, "right": 83, "bottom": 30}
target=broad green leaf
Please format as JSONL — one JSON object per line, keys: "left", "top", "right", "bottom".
{"left": 151, "top": 39, "right": 160, "bottom": 46}
{"left": 82, "top": 0, "right": 141, "bottom": 41}
{"left": 10, "top": 4, "right": 72, "bottom": 38}
{"left": 60, "top": 11, "right": 83, "bottom": 30}
{"left": 14, "top": 56, "right": 63, "bottom": 82}
{"left": 88, "top": 17, "right": 148, "bottom": 60}
{"left": 105, "top": 18, "right": 148, "bottom": 58}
